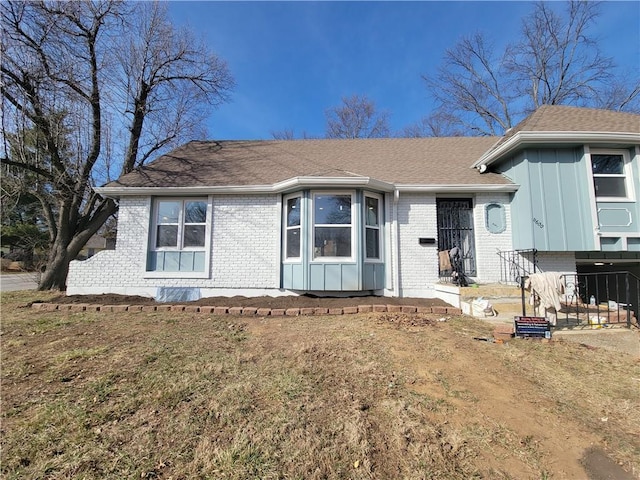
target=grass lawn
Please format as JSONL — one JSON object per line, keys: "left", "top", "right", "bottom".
{"left": 1, "top": 291, "right": 639, "bottom": 479}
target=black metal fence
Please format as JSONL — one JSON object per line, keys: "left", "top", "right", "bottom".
{"left": 518, "top": 271, "right": 639, "bottom": 328}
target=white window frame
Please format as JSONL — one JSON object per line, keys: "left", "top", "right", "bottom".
{"left": 283, "top": 193, "right": 302, "bottom": 262}
{"left": 589, "top": 148, "right": 635, "bottom": 202}
{"left": 146, "top": 196, "right": 212, "bottom": 278}
{"left": 364, "top": 192, "right": 383, "bottom": 262}
{"left": 311, "top": 190, "right": 356, "bottom": 262}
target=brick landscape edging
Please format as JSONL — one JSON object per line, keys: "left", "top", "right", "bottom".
{"left": 31, "top": 302, "right": 463, "bottom": 316}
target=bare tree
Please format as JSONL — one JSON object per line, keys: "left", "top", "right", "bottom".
{"left": 1, "top": 1, "right": 233, "bottom": 290}
{"left": 270, "top": 129, "right": 295, "bottom": 140}
{"left": 424, "top": 1, "right": 639, "bottom": 136}
{"left": 400, "top": 111, "right": 464, "bottom": 138}
{"left": 325, "top": 94, "right": 390, "bottom": 139}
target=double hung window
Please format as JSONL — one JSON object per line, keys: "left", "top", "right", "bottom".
{"left": 365, "top": 195, "right": 381, "bottom": 259}
{"left": 591, "top": 150, "right": 632, "bottom": 200}
{"left": 149, "top": 198, "right": 209, "bottom": 274}
{"left": 284, "top": 195, "right": 301, "bottom": 259}
{"left": 155, "top": 199, "right": 207, "bottom": 249}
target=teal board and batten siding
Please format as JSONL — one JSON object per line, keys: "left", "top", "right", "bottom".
{"left": 147, "top": 251, "right": 206, "bottom": 272}
{"left": 496, "top": 148, "right": 596, "bottom": 251}
{"left": 281, "top": 190, "right": 385, "bottom": 292}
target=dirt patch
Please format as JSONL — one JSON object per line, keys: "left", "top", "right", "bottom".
{"left": 49, "top": 293, "right": 451, "bottom": 309}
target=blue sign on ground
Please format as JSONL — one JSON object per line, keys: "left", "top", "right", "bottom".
{"left": 514, "top": 316, "right": 551, "bottom": 338}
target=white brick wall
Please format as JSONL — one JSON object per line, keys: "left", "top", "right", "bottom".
{"left": 66, "top": 191, "right": 543, "bottom": 298}
{"left": 473, "top": 193, "right": 513, "bottom": 283}
{"left": 67, "top": 194, "right": 281, "bottom": 296}
{"left": 396, "top": 193, "right": 439, "bottom": 296}
{"left": 211, "top": 195, "right": 280, "bottom": 288}
{"left": 536, "top": 251, "right": 576, "bottom": 274}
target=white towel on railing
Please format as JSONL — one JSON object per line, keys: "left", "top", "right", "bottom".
{"left": 524, "top": 272, "right": 565, "bottom": 325}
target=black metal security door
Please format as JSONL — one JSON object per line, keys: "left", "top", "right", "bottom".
{"left": 437, "top": 198, "right": 476, "bottom": 277}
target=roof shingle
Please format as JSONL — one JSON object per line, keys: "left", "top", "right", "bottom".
{"left": 108, "top": 137, "right": 508, "bottom": 188}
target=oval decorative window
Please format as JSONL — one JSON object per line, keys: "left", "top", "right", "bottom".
{"left": 485, "top": 203, "right": 506, "bottom": 234}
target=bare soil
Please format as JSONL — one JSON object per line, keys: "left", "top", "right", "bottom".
{"left": 50, "top": 293, "right": 451, "bottom": 308}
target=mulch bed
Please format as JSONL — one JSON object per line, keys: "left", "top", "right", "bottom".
{"left": 49, "top": 293, "right": 451, "bottom": 309}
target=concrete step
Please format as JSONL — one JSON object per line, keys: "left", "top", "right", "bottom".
{"left": 460, "top": 284, "right": 521, "bottom": 301}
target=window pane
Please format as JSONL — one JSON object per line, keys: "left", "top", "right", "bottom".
{"left": 183, "top": 225, "right": 206, "bottom": 247}
{"left": 592, "top": 155, "right": 624, "bottom": 174}
{"left": 594, "top": 177, "right": 627, "bottom": 197}
{"left": 365, "top": 197, "right": 379, "bottom": 226}
{"left": 366, "top": 227, "right": 380, "bottom": 259}
{"left": 315, "top": 195, "right": 351, "bottom": 224}
{"left": 287, "top": 197, "right": 301, "bottom": 227}
{"left": 157, "top": 201, "right": 180, "bottom": 224}
{"left": 314, "top": 226, "right": 351, "bottom": 257}
{"left": 157, "top": 225, "right": 178, "bottom": 247}
{"left": 185, "top": 201, "right": 207, "bottom": 223}
{"left": 286, "top": 228, "right": 300, "bottom": 258}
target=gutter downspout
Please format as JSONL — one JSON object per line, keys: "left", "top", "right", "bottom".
{"left": 393, "top": 188, "right": 401, "bottom": 297}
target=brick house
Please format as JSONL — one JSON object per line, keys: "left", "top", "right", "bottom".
{"left": 67, "top": 106, "right": 640, "bottom": 304}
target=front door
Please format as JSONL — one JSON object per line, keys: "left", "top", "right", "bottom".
{"left": 437, "top": 198, "right": 476, "bottom": 277}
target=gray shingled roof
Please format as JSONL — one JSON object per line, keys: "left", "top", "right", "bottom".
{"left": 106, "top": 106, "right": 639, "bottom": 191}
{"left": 107, "top": 137, "right": 509, "bottom": 188}
{"left": 497, "top": 105, "right": 640, "bottom": 145}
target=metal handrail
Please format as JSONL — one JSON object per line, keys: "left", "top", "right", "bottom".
{"left": 497, "top": 249, "right": 538, "bottom": 284}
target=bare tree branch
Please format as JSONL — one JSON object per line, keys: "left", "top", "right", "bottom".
{"left": 1, "top": 0, "right": 233, "bottom": 290}
{"left": 325, "top": 94, "right": 390, "bottom": 139}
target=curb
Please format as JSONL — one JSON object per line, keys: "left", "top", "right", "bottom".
{"left": 31, "top": 302, "right": 463, "bottom": 317}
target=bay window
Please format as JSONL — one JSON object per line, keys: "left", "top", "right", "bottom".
{"left": 313, "top": 193, "right": 353, "bottom": 259}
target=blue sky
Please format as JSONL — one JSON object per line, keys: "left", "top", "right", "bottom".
{"left": 167, "top": 1, "right": 640, "bottom": 140}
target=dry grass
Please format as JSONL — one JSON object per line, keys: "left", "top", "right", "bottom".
{"left": 1, "top": 291, "right": 639, "bottom": 479}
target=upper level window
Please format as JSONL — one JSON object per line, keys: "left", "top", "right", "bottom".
{"left": 365, "top": 194, "right": 381, "bottom": 259}
{"left": 313, "top": 193, "right": 353, "bottom": 258}
{"left": 591, "top": 150, "right": 632, "bottom": 200}
{"left": 284, "top": 195, "right": 301, "bottom": 259}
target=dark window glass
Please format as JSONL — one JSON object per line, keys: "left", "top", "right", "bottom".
{"left": 594, "top": 177, "right": 627, "bottom": 197}
{"left": 185, "top": 201, "right": 207, "bottom": 223}
{"left": 287, "top": 197, "right": 301, "bottom": 227}
{"left": 592, "top": 155, "right": 624, "bottom": 175}
{"left": 315, "top": 195, "right": 351, "bottom": 224}
{"left": 366, "top": 197, "right": 379, "bottom": 226}
{"left": 314, "top": 227, "right": 351, "bottom": 257}
{"left": 286, "top": 228, "right": 300, "bottom": 258}
{"left": 366, "top": 228, "right": 380, "bottom": 259}
{"left": 157, "top": 225, "right": 178, "bottom": 247}
{"left": 183, "top": 225, "right": 206, "bottom": 247}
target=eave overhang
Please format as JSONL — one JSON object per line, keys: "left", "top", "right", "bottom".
{"left": 472, "top": 131, "right": 640, "bottom": 169}
{"left": 96, "top": 176, "right": 519, "bottom": 198}
{"left": 95, "top": 176, "right": 397, "bottom": 198}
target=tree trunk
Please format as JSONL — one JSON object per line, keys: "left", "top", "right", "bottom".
{"left": 37, "top": 198, "right": 117, "bottom": 291}
{"left": 37, "top": 248, "right": 71, "bottom": 291}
